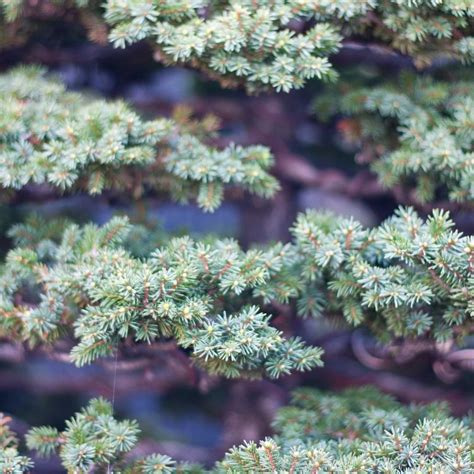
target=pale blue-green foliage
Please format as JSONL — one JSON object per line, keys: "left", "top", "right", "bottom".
{"left": 2, "top": 1, "right": 473, "bottom": 90}
{"left": 0, "top": 66, "right": 278, "bottom": 209}
{"left": 219, "top": 386, "right": 473, "bottom": 473}
{"left": 0, "top": 216, "right": 322, "bottom": 378}
{"left": 26, "top": 398, "right": 140, "bottom": 472}
{"left": 1, "top": 207, "right": 472, "bottom": 376}
{"left": 0, "top": 414, "right": 33, "bottom": 474}
{"left": 315, "top": 72, "right": 474, "bottom": 204}
{"left": 15, "top": 388, "right": 473, "bottom": 473}
{"left": 105, "top": 0, "right": 342, "bottom": 92}
{"left": 0, "top": 449, "right": 32, "bottom": 474}
{"left": 104, "top": 0, "right": 473, "bottom": 91}
{"left": 4, "top": 398, "right": 180, "bottom": 473}
{"left": 286, "top": 206, "right": 474, "bottom": 343}
{"left": 137, "top": 453, "right": 178, "bottom": 474}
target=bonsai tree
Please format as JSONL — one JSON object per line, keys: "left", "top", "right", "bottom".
{"left": 0, "top": 0, "right": 473, "bottom": 472}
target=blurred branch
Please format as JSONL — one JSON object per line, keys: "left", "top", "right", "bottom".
{"left": 0, "top": 340, "right": 199, "bottom": 396}
{"left": 350, "top": 330, "right": 474, "bottom": 384}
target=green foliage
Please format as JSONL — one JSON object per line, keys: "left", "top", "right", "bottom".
{"left": 25, "top": 397, "right": 203, "bottom": 473}
{"left": 0, "top": 66, "right": 278, "bottom": 209}
{"left": 3, "top": 2, "right": 473, "bottom": 91}
{"left": 1, "top": 207, "right": 472, "bottom": 377}
{"left": 315, "top": 71, "right": 474, "bottom": 204}
{"left": 19, "top": 388, "right": 474, "bottom": 472}
{"left": 284, "top": 206, "right": 474, "bottom": 343}
{"left": 104, "top": 0, "right": 473, "bottom": 91}
{"left": 219, "top": 386, "right": 474, "bottom": 473}
{"left": 0, "top": 413, "right": 33, "bottom": 474}
{"left": 0, "top": 215, "right": 323, "bottom": 378}
{"left": 26, "top": 397, "right": 141, "bottom": 472}
{"left": 0, "top": 3, "right": 473, "bottom": 471}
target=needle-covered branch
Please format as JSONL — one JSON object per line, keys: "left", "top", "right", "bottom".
{"left": 103, "top": 0, "right": 474, "bottom": 91}
{"left": 219, "top": 386, "right": 473, "bottom": 473}
{"left": 0, "top": 66, "right": 278, "bottom": 210}
{"left": 1, "top": 207, "right": 472, "bottom": 377}
{"left": 315, "top": 72, "right": 474, "bottom": 205}
{"left": 282, "top": 207, "right": 474, "bottom": 344}
{"left": 3, "top": 2, "right": 473, "bottom": 92}
{"left": 11, "top": 387, "right": 474, "bottom": 472}
{"left": 0, "top": 215, "right": 323, "bottom": 379}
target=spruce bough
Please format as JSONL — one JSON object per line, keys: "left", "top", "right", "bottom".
{"left": 1, "top": 387, "right": 471, "bottom": 472}
{"left": 315, "top": 71, "right": 474, "bottom": 205}
{"left": 1, "top": 207, "right": 472, "bottom": 376}
{"left": 0, "top": 215, "right": 323, "bottom": 378}
{"left": 3, "top": 1, "right": 473, "bottom": 91}
{"left": 0, "top": 66, "right": 277, "bottom": 210}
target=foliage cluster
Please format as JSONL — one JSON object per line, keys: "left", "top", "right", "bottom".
{"left": 316, "top": 71, "right": 474, "bottom": 204}
{"left": 0, "top": 66, "right": 277, "bottom": 210}
{"left": 1, "top": 387, "right": 472, "bottom": 472}
{"left": 0, "top": 413, "right": 33, "bottom": 474}
{"left": 0, "top": 215, "right": 323, "bottom": 378}
{"left": 104, "top": 0, "right": 474, "bottom": 91}
{"left": 220, "top": 386, "right": 474, "bottom": 473}
{"left": 1, "top": 207, "right": 472, "bottom": 376}
{"left": 2, "top": 1, "right": 474, "bottom": 91}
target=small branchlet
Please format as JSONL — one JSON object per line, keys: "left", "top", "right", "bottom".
{"left": 0, "top": 413, "right": 33, "bottom": 473}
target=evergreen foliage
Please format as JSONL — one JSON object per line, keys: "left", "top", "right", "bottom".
{"left": 5, "top": 387, "right": 473, "bottom": 472}
{"left": 105, "top": 0, "right": 474, "bottom": 92}
{"left": 3, "top": 2, "right": 473, "bottom": 91}
{"left": 26, "top": 398, "right": 142, "bottom": 472}
{"left": 0, "top": 215, "right": 323, "bottom": 378}
{"left": 25, "top": 397, "right": 194, "bottom": 473}
{"left": 103, "top": 0, "right": 474, "bottom": 91}
{"left": 315, "top": 71, "right": 474, "bottom": 204}
{"left": 219, "top": 386, "right": 474, "bottom": 473}
{"left": 0, "top": 413, "right": 33, "bottom": 474}
{"left": 1, "top": 207, "right": 472, "bottom": 376}
{"left": 0, "top": 66, "right": 277, "bottom": 209}
{"left": 1, "top": 1, "right": 474, "bottom": 471}
{"left": 277, "top": 206, "right": 474, "bottom": 344}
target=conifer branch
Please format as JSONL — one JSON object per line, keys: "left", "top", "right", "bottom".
{"left": 103, "top": 0, "right": 474, "bottom": 92}
{"left": 285, "top": 207, "right": 474, "bottom": 344}
{"left": 0, "top": 215, "right": 323, "bottom": 378}
{"left": 0, "top": 66, "right": 278, "bottom": 210}
{"left": 1, "top": 207, "right": 472, "bottom": 377}
{"left": 3, "top": 2, "right": 473, "bottom": 91}
{"left": 7, "top": 387, "right": 473, "bottom": 472}
{"left": 219, "top": 386, "right": 474, "bottom": 473}
{"left": 315, "top": 71, "right": 474, "bottom": 205}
